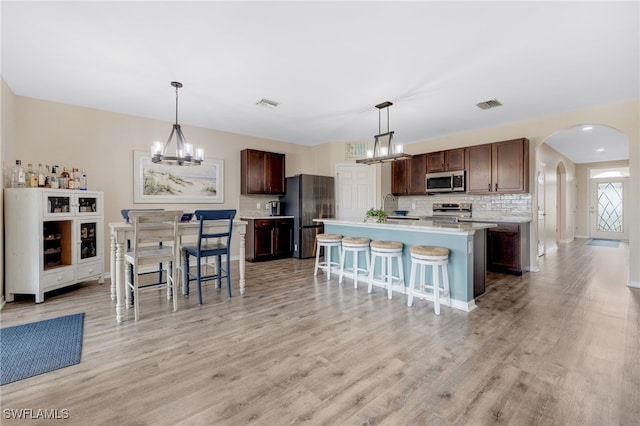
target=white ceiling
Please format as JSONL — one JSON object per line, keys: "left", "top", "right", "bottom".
{"left": 2, "top": 1, "right": 638, "bottom": 163}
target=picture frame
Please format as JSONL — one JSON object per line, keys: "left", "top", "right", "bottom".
{"left": 345, "top": 142, "right": 368, "bottom": 160}
{"left": 133, "top": 151, "right": 224, "bottom": 203}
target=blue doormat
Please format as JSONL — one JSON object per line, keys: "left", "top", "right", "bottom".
{"left": 587, "top": 239, "right": 620, "bottom": 248}
{"left": 1, "top": 313, "right": 84, "bottom": 385}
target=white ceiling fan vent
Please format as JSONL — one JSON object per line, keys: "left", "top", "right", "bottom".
{"left": 476, "top": 98, "right": 503, "bottom": 110}
{"left": 256, "top": 98, "right": 280, "bottom": 109}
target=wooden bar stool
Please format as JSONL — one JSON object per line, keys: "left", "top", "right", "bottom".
{"left": 314, "top": 234, "right": 342, "bottom": 280}
{"left": 407, "top": 245, "right": 451, "bottom": 315}
{"left": 368, "top": 240, "right": 404, "bottom": 299}
{"left": 339, "top": 237, "right": 371, "bottom": 288}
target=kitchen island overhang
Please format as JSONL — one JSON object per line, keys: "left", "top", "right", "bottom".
{"left": 314, "top": 219, "right": 496, "bottom": 312}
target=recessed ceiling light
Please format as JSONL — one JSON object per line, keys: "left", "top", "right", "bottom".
{"left": 582, "top": 126, "right": 594, "bottom": 131}
{"left": 476, "top": 98, "right": 502, "bottom": 110}
{"left": 596, "top": 148, "right": 605, "bottom": 152}
{"left": 256, "top": 98, "right": 279, "bottom": 109}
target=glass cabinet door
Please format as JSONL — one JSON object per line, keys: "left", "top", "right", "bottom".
{"left": 77, "top": 195, "right": 99, "bottom": 215}
{"left": 43, "top": 193, "right": 72, "bottom": 217}
{"left": 77, "top": 219, "right": 101, "bottom": 263}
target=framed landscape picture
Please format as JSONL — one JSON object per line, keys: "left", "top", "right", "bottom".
{"left": 133, "top": 151, "right": 224, "bottom": 203}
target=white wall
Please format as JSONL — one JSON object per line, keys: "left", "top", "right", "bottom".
{"left": 537, "top": 142, "right": 577, "bottom": 251}
{"left": 1, "top": 78, "right": 16, "bottom": 306}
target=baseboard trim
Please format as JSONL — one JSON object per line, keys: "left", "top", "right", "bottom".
{"left": 628, "top": 280, "right": 640, "bottom": 289}
{"left": 575, "top": 235, "right": 589, "bottom": 239}
{"left": 558, "top": 238, "right": 574, "bottom": 244}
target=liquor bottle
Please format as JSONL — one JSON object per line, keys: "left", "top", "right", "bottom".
{"left": 11, "top": 160, "right": 26, "bottom": 188}
{"left": 44, "top": 165, "right": 51, "bottom": 188}
{"left": 37, "top": 164, "right": 46, "bottom": 187}
{"left": 26, "top": 163, "right": 38, "bottom": 188}
{"left": 79, "top": 169, "right": 88, "bottom": 190}
{"left": 72, "top": 168, "right": 80, "bottom": 190}
{"left": 49, "top": 165, "right": 60, "bottom": 189}
{"left": 68, "top": 168, "right": 76, "bottom": 190}
{"left": 60, "top": 166, "right": 70, "bottom": 189}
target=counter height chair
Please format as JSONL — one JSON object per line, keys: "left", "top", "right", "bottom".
{"left": 121, "top": 208, "right": 166, "bottom": 306}
{"left": 314, "top": 234, "right": 342, "bottom": 280}
{"left": 124, "top": 210, "right": 183, "bottom": 321}
{"left": 407, "top": 245, "right": 451, "bottom": 315}
{"left": 339, "top": 236, "right": 371, "bottom": 288}
{"left": 182, "top": 209, "right": 236, "bottom": 304}
{"left": 368, "top": 240, "right": 404, "bottom": 299}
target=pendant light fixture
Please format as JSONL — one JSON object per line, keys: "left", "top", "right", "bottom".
{"left": 356, "top": 101, "right": 412, "bottom": 165}
{"left": 151, "top": 81, "right": 204, "bottom": 166}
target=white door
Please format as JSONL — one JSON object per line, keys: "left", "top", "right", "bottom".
{"left": 537, "top": 163, "right": 546, "bottom": 256}
{"left": 335, "top": 163, "right": 376, "bottom": 220}
{"left": 589, "top": 177, "right": 629, "bottom": 240}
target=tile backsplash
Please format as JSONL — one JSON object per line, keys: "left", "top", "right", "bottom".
{"left": 239, "top": 194, "right": 282, "bottom": 217}
{"left": 395, "top": 193, "right": 532, "bottom": 219}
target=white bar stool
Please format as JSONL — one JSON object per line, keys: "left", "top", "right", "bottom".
{"left": 314, "top": 234, "right": 342, "bottom": 280}
{"left": 407, "top": 245, "right": 451, "bottom": 315}
{"left": 368, "top": 240, "right": 404, "bottom": 299}
{"left": 339, "top": 236, "right": 371, "bottom": 288}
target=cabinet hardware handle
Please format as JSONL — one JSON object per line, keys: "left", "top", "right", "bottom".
{"left": 495, "top": 183, "right": 498, "bottom": 191}
{"left": 488, "top": 183, "right": 491, "bottom": 191}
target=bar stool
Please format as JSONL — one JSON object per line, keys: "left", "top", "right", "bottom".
{"left": 339, "top": 237, "right": 371, "bottom": 288}
{"left": 314, "top": 234, "right": 342, "bottom": 280}
{"left": 368, "top": 240, "right": 404, "bottom": 299}
{"left": 407, "top": 245, "right": 451, "bottom": 315}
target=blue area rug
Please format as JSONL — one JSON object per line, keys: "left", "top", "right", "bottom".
{"left": 587, "top": 239, "right": 620, "bottom": 248}
{"left": 1, "top": 313, "right": 84, "bottom": 385}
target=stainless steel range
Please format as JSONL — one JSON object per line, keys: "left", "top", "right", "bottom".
{"left": 431, "top": 202, "right": 472, "bottom": 222}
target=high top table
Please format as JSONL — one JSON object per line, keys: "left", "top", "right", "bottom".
{"left": 109, "top": 219, "right": 247, "bottom": 322}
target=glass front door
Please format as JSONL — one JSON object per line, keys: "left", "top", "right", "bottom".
{"left": 590, "top": 177, "right": 628, "bottom": 240}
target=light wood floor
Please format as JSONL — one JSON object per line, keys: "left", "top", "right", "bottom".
{"left": 1, "top": 239, "right": 638, "bottom": 425}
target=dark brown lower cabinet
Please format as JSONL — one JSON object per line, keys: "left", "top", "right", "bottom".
{"left": 244, "top": 218, "right": 293, "bottom": 262}
{"left": 487, "top": 222, "right": 526, "bottom": 275}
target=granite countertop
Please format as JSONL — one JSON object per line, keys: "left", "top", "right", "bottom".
{"left": 317, "top": 218, "right": 496, "bottom": 235}
{"left": 459, "top": 217, "right": 532, "bottom": 223}
{"left": 385, "top": 215, "right": 531, "bottom": 223}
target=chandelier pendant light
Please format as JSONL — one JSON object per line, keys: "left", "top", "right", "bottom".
{"left": 356, "top": 101, "right": 412, "bottom": 165}
{"left": 151, "top": 81, "right": 204, "bottom": 166}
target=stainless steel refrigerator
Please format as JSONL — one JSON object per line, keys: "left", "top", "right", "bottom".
{"left": 280, "top": 174, "right": 335, "bottom": 258}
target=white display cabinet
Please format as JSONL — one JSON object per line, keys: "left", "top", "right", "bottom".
{"left": 4, "top": 188, "right": 104, "bottom": 303}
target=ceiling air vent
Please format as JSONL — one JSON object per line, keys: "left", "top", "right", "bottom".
{"left": 256, "top": 98, "right": 279, "bottom": 109}
{"left": 476, "top": 98, "right": 502, "bottom": 110}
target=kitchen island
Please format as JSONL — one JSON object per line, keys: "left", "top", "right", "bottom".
{"left": 315, "top": 218, "right": 496, "bottom": 312}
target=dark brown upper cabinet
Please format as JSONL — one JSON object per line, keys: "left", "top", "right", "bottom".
{"left": 391, "top": 154, "right": 426, "bottom": 196}
{"left": 241, "top": 149, "right": 286, "bottom": 195}
{"left": 465, "top": 138, "right": 529, "bottom": 194}
{"left": 426, "top": 148, "right": 465, "bottom": 173}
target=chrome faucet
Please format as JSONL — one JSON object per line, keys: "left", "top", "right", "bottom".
{"left": 382, "top": 193, "right": 396, "bottom": 212}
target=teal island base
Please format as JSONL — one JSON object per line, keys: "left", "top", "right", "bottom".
{"left": 318, "top": 219, "right": 495, "bottom": 312}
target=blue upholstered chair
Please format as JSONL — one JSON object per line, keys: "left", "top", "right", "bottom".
{"left": 182, "top": 209, "right": 237, "bottom": 304}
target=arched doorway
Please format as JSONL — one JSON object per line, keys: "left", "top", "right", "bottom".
{"left": 537, "top": 124, "right": 629, "bottom": 258}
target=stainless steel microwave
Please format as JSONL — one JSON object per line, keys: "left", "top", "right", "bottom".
{"left": 425, "top": 170, "right": 466, "bottom": 193}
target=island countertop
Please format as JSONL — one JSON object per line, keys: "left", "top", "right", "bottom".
{"left": 315, "top": 218, "right": 496, "bottom": 235}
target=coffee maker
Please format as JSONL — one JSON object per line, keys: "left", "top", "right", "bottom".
{"left": 268, "top": 200, "right": 281, "bottom": 216}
